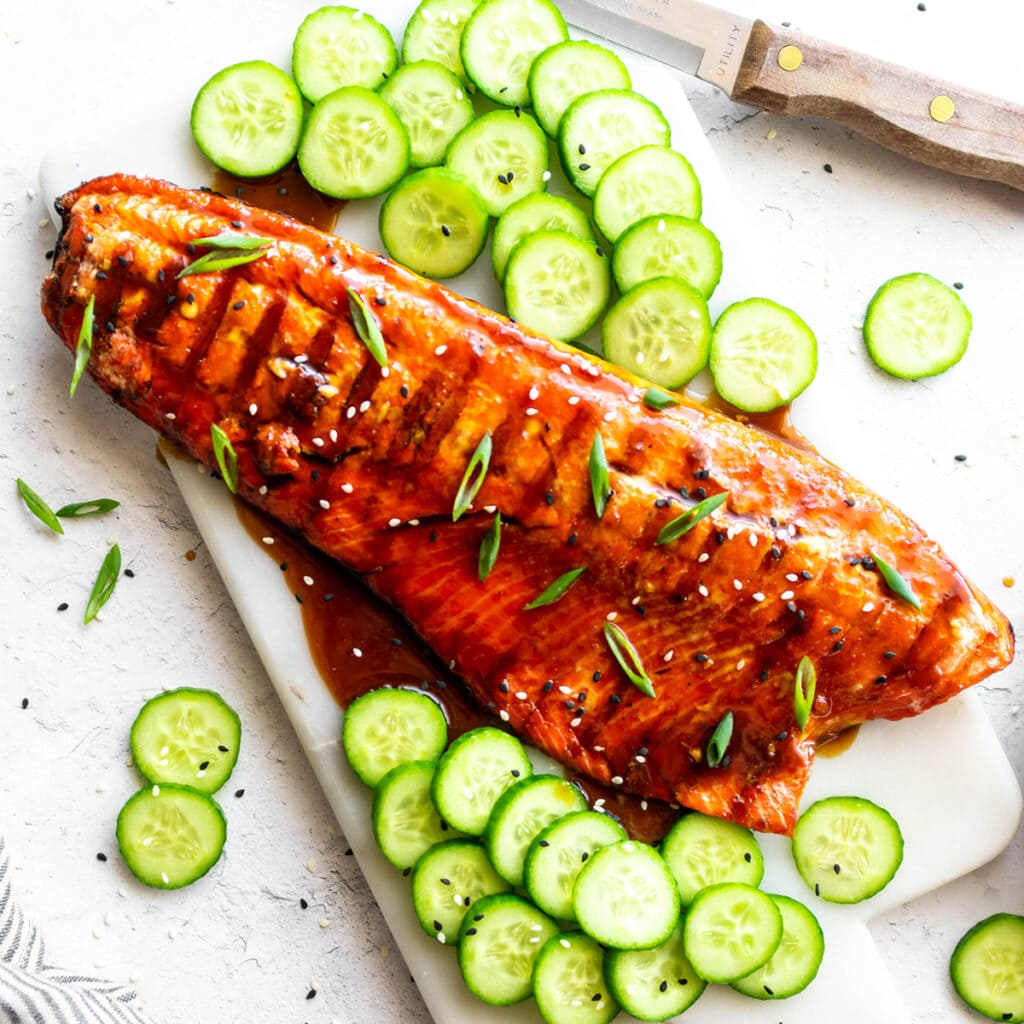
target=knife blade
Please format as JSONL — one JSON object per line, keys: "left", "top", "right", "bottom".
{"left": 555, "top": 0, "right": 1024, "bottom": 191}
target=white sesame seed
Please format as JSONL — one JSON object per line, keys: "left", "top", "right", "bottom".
{"left": 862, "top": 601, "right": 875, "bottom": 613}
{"left": 346, "top": 406, "right": 356, "bottom": 419}
{"left": 295, "top": 354, "right": 308, "bottom": 364}
{"left": 603, "top": 410, "right": 615, "bottom": 422}
{"left": 698, "top": 585, "right": 709, "bottom": 597}
{"left": 663, "top": 650, "right": 674, "bottom": 662}
{"left": 559, "top": 685, "right": 572, "bottom": 695}
{"left": 640, "top": 800, "right": 648, "bottom": 810}
{"left": 786, "top": 573, "right": 799, "bottom": 582}
{"left": 631, "top": 595, "right": 641, "bottom": 605}
{"left": 560, "top": 363, "right": 571, "bottom": 374}
{"left": 780, "top": 590, "right": 795, "bottom": 601}
{"left": 749, "top": 533, "right": 758, "bottom": 547}
{"left": 303, "top": 575, "right": 314, "bottom": 586}
{"left": 737, "top": 659, "right": 747, "bottom": 670}
{"left": 312, "top": 436, "right": 325, "bottom": 447}
{"left": 381, "top": 366, "right": 390, "bottom": 378}
{"left": 560, "top": 939, "right": 571, "bottom": 949}
{"left": 753, "top": 592, "right": 765, "bottom": 602}
{"left": 319, "top": 499, "right": 330, "bottom": 509}
{"left": 142, "top": 836, "right": 153, "bottom": 847}
{"left": 499, "top": 709, "right": 510, "bottom": 722}
{"left": 434, "top": 344, "right": 448, "bottom": 356}
{"left": 359, "top": 400, "right": 371, "bottom": 412}
{"left": 528, "top": 385, "right": 540, "bottom": 400}
{"left": 352, "top": 647, "right": 363, "bottom": 658}
{"left": 635, "top": 754, "right": 646, "bottom": 764}
{"left": 262, "top": 536, "right": 274, "bottom": 545}
{"left": 341, "top": 483, "right": 354, "bottom": 493}
{"left": 543, "top": 171, "right": 553, "bottom": 182}
{"left": 330, "top": 429, "right": 338, "bottom": 442}
{"left": 568, "top": 395, "right": 580, "bottom": 405}
{"left": 319, "top": 919, "right": 331, "bottom": 929}
{"left": 484, "top": 505, "right": 497, "bottom": 513}
{"left": 587, "top": 365, "right": 600, "bottom": 377}
{"left": 258, "top": 485, "right": 268, "bottom": 495}
{"left": 611, "top": 775, "right": 623, "bottom": 785}
{"left": 594, "top": 746, "right": 605, "bottom": 753}
{"left": 733, "top": 579, "right": 743, "bottom": 590}
{"left": 515, "top": 690, "right": 527, "bottom": 700}
{"left": 525, "top": 407, "right": 538, "bottom": 416}
{"left": 151, "top": 785, "right": 160, "bottom": 797}
{"left": 409, "top": 518, "right": 420, "bottom": 526}
{"left": 570, "top": 716, "right": 582, "bottom": 727}
{"left": 698, "top": 552, "right": 709, "bottom": 563}
{"left": 248, "top": 403, "right": 258, "bottom": 415}
{"left": 606, "top": 611, "right": 617, "bottom": 621}
{"left": 789, "top": 524, "right": 797, "bottom": 536}
{"left": 388, "top": 517, "right": 401, "bottom": 527}
{"left": 165, "top": 412, "right": 176, "bottom": 421}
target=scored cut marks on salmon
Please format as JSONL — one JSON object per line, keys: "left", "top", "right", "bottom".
{"left": 41, "top": 174, "right": 1013, "bottom": 835}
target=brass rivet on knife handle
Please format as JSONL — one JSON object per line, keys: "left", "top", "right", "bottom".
{"left": 777, "top": 45, "right": 803, "bottom": 72}
{"left": 731, "top": 20, "right": 1024, "bottom": 191}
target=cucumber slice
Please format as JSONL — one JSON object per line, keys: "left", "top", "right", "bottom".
{"left": 524, "top": 810, "right": 627, "bottom": 922}
{"left": 573, "top": 839, "right": 680, "bottom": 951}
{"left": 659, "top": 811, "right": 765, "bottom": 905}
{"left": 379, "top": 168, "right": 489, "bottom": 278}
{"left": 116, "top": 783, "right": 226, "bottom": 889}
{"left": 431, "top": 726, "right": 533, "bottom": 834}
{"left": 863, "top": 271, "right": 971, "bottom": 379}
{"left": 458, "top": 892, "right": 559, "bottom": 1005}
{"left": 445, "top": 108, "right": 549, "bottom": 217}
{"left": 613, "top": 214, "right": 723, "bottom": 299}
{"left": 604, "top": 921, "right": 707, "bottom": 1021}
{"left": 792, "top": 795, "right": 904, "bottom": 903}
{"left": 292, "top": 5, "right": 398, "bottom": 102}
{"left": 950, "top": 913, "right": 1024, "bottom": 1023}
{"left": 411, "top": 838, "right": 511, "bottom": 944}
{"left": 402, "top": 0, "right": 481, "bottom": 87}
{"left": 592, "top": 146, "right": 702, "bottom": 244}
{"left": 460, "top": 0, "right": 568, "bottom": 107}
{"left": 373, "top": 760, "right": 457, "bottom": 870}
{"left": 557, "top": 89, "right": 671, "bottom": 198}
{"left": 379, "top": 61, "right": 474, "bottom": 168}
{"left": 533, "top": 932, "right": 619, "bottom": 1024}
{"left": 298, "top": 86, "right": 410, "bottom": 199}
{"left": 130, "top": 687, "right": 241, "bottom": 795}
{"left": 730, "top": 894, "right": 825, "bottom": 1000}
{"left": 492, "top": 193, "right": 595, "bottom": 281}
{"left": 190, "top": 61, "right": 304, "bottom": 179}
{"left": 709, "top": 297, "right": 818, "bottom": 412}
{"left": 342, "top": 687, "right": 448, "bottom": 788}
{"left": 504, "top": 229, "right": 610, "bottom": 342}
{"left": 528, "top": 40, "right": 631, "bottom": 138}
{"left": 601, "top": 278, "right": 712, "bottom": 389}
{"left": 483, "top": 774, "right": 588, "bottom": 886}
{"left": 682, "top": 882, "right": 783, "bottom": 983}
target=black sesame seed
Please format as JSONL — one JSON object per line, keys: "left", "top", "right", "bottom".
{"left": 105, "top": 321, "right": 116, "bottom": 332}
{"left": 844, "top": 497, "right": 856, "bottom": 507}
{"left": 306, "top": 988, "right": 317, "bottom": 1000}
{"left": 328, "top": 255, "right": 339, "bottom": 265}
{"left": 659, "top": 981, "right": 668, "bottom": 992}
{"left": 655, "top": 497, "right": 669, "bottom": 508}
{"left": 610, "top": 693, "right": 623, "bottom": 704}
{"left": 568, "top": 532, "right": 578, "bottom": 546}
{"left": 800, "top": 569, "right": 813, "bottom": 580}
{"left": 592, "top": 670, "right": 602, "bottom": 682}
{"left": 833, "top": 863, "right": 842, "bottom": 873}
{"left": 96, "top": 852, "right": 107, "bottom": 862}
{"left": 823, "top": 163, "right": 833, "bottom": 173}
{"left": 829, "top": 625, "right": 842, "bottom": 634}
{"left": 776, "top": 731, "right": 788, "bottom": 741}
{"left": 231, "top": 220, "right": 243, "bottom": 229}
{"left": 506, "top": 171, "right": 514, "bottom": 182}
{"left": 543, "top": 680, "right": 554, "bottom": 693}
{"left": 759, "top": 670, "right": 770, "bottom": 682}
{"left": 954, "top": 281, "right": 964, "bottom": 290}
{"left": 538, "top": 840, "right": 550, "bottom": 849}
{"left": 400, "top": 384, "right": 410, "bottom": 398}
{"left": 440, "top": 877, "right": 451, "bottom": 886}
{"left": 93, "top": 203, "right": 102, "bottom": 213}
{"left": 694, "top": 468, "right": 710, "bottom": 480}
{"left": 465, "top": 927, "right": 477, "bottom": 935}
{"left": 578, "top": 144, "right": 587, "bottom": 155}
{"left": 167, "top": 295, "right": 177, "bottom": 305}
{"left": 579, "top": 162, "right": 591, "bottom": 171}
{"left": 917, "top": 2, "right": 926, "bottom": 8}
{"left": 721, "top": 755, "right": 731, "bottom": 767}
{"left": 832, "top": 640, "right": 844, "bottom": 652}
{"left": 21, "top": 698, "right": 29, "bottom": 710}
{"left": 186, "top": 242, "right": 196, "bottom": 255}
{"left": 694, "top": 486, "right": 707, "bottom": 500}
{"left": 277, "top": 186, "right": 289, "bottom": 196}
{"left": 218, "top": 744, "right": 229, "bottom": 753}
{"left": 769, "top": 516, "right": 779, "bottom": 528}
{"left": 45, "top": 249, "right": 54, "bottom": 260}
{"left": 96, "top": 270, "right": 108, "bottom": 280}
{"left": 499, "top": 86, "right": 508, "bottom": 93}
{"left": 499, "top": 681, "right": 509, "bottom": 693}
{"left": 157, "top": 269, "right": 165, "bottom": 282}
{"left": 514, "top": 106, "right": 522, "bottom": 117}
{"left": 187, "top": 292, "right": 195, "bottom": 304}
{"left": 678, "top": 978, "right": 688, "bottom": 985}
{"left": 433, "top": 920, "right": 443, "bottom": 931}
{"left": 884, "top": 650, "right": 897, "bottom": 660}
{"left": 429, "top": 531, "right": 438, "bottom": 543}
{"left": 764, "top": 984, "right": 775, "bottom": 995}
{"left": 770, "top": 545, "right": 782, "bottom": 559}
{"left": 235, "top": 788, "right": 245, "bottom": 798}
{"left": 402, "top": 867, "right": 411, "bottom": 876}
{"left": 58, "top": 602, "right": 69, "bottom": 612}
{"left": 578, "top": 692, "right": 588, "bottom": 703}
{"left": 545, "top": 491, "right": 555, "bottom": 506}
{"left": 232, "top": 300, "right": 246, "bottom": 310}
{"left": 815, "top": 883, "right": 820, "bottom": 896}
{"left": 511, "top": 769, "right": 521, "bottom": 778}
{"left": 441, "top": 224, "right": 451, "bottom": 237}
{"left": 786, "top": 601, "right": 797, "bottom": 613}
{"left": 954, "top": 453, "right": 968, "bottom": 462}
{"left": 374, "top": 295, "right": 387, "bottom": 306}
{"left": 198, "top": 760, "right": 210, "bottom": 771}
{"left": 300, "top": 897, "right": 309, "bottom": 909}
{"left": 117, "top": 254, "right": 130, "bottom": 267}
{"left": 498, "top": 173, "right": 508, "bottom": 185}
{"left": 581, "top": 851, "right": 589, "bottom": 862}
{"left": 849, "top": 556, "right": 863, "bottom": 566}
{"left": 875, "top": 675, "right": 888, "bottom": 685}
{"left": 323, "top": 593, "right": 334, "bottom": 602}
{"left": 744, "top": 852, "right": 752, "bottom": 862}
{"left": 564, "top": 700, "right": 576, "bottom": 710}
{"left": 695, "top": 652, "right": 708, "bottom": 663}
{"left": 295, "top": 593, "right": 303, "bottom": 604}
{"left": 591, "top": 993, "right": 602, "bottom": 1001}
{"left": 474, "top": 913, "right": 485, "bottom": 921}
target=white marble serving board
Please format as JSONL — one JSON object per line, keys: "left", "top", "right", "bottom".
{"left": 40, "top": 3, "right": 1021, "bottom": 1021}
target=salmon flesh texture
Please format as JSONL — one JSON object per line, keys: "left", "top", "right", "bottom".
{"left": 41, "top": 174, "right": 1014, "bottom": 834}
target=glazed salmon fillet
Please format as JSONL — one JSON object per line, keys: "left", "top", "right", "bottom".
{"left": 41, "top": 174, "right": 1013, "bottom": 834}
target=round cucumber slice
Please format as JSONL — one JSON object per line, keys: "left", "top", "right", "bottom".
{"left": 379, "top": 168, "right": 489, "bottom": 278}
{"left": 528, "top": 39, "right": 631, "bottom": 137}
{"left": 292, "top": 5, "right": 398, "bottom": 102}
{"left": 730, "top": 894, "right": 824, "bottom": 999}
{"left": 445, "top": 108, "right": 549, "bottom": 217}
{"left": 683, "top": 882, "right": 783, "bottom": 983}
{"left": 604, "top": 921, "right": 707, "bottom": 1021}
{"left": 190, "top": 61, "right": 304, "bottom": 179}
{"left": 130, "top": 687, "right": 241, "bottom": 794}
{"left": 342, "top": 687, "right": 448, "bottom": 787}
{"left": 950, "top": 913, "right": 1024, "bottom": 1023}
{"left": 373, "top": 760, "right": 457, "bottom": 871}
{"left": 709, "top": 297, "right": 818, "bottom": 412}
{"left": 593, "top": 145, "right": 702, "bottom": 243}
{"left": 613, "top": 214, "right": 723, "bottom": 299}
{"left": 792, "top": 795, "right": 904, "bottom": 903}
{"left": 460, "top": 0, "right": 568, "bottom": 107}
{"left": 601, "top": 277, "right": 712, "bottom": 389}
{"left": 504, "top": 229, "right": 610, "bottom": 342}
{"left": 116, "top": 783, "right": 226, "bottom": 889}
{"left": 379, "top": 61, "right": 474, "bottom": 168}
{"left": 863, "top": 271, "right": 971, "bottom": 379}
{"left": 557, "top": 89, "right": 671, "bottom": 198}
{"left": 492, "top": 193, "right": 595, "bottom": 281}
{"left": 402, "top": 0, "right": 481, "bottom": 87}
{"left": 298, "top": 86, "right": 410, "bottom": 200}
{"left": 533, "top": 932, "right": 619, "bottom": 1024}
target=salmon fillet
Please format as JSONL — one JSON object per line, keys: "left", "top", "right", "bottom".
{"left": 41, "top": 173, "right": 1013, "bottom": 834}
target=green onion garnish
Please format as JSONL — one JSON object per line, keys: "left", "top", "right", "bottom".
{"left": 589, "top": 431, "right": 610, "bottom": 519}
{"left": 870, "top": 549, "right": 922, "bottom": 609}
{"left": 84, "top": 543, "right": 122, "bottom": 624}
{"left": 793, "top": 655, "right": 816, "bottom": 731}
{"left": 55, "top": 498, "right": 120, "bottom": 518}
{"left": 347, "top": 287, "right": 388, "bottom": 369}
{"left": 706, "top": 710, "right": 733, "bottom": 767}
{"left": 210, "top": 423, "right": 239, "bottom": 494}
{"left": 524, "top": 567, "right": 586, "bottom": 610}
{"left": 69, "top": 294, "right": 95, "bottom": 398}
{"left": 655, "top": 491, "right": 728, "bottom": 545}
{"left": 192, "top": 234, "right": 275, "bottom": 251}
{"left": 642, "top": 386, "right": 680, "bottom": 410}
{"left": 479, "top": 512, "right": 502, "bottom": 582}
{"left": 176, "top": 237, "right": 272, "bottom": 278}
{"left": 602, "top": 621, "right": 655, "bottom": 697}
{"left": 16, "top": 478, "right": 63, "bottom": 535}
{"left": 453, "top": 432, "right": 492, "bottom": 522}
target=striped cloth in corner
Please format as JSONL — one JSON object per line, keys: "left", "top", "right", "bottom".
{"left": 0, "top": 837, "right": 155, "bottom": 1024}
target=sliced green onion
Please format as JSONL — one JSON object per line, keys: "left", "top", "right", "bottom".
{"left": 642, "top": 386, "right": 680, "bottom": 410}
{"left": 453, "top": 432, "right": 492, "bottom": 522}
{"left": 176, "top": 246, "right": 270, "bottom": 278}
{"left": 84, "top": 543, "right": 122, "bottom": 624}
{"left": 655, "top": 491, "right": 728, "bottom": 545}
{"left": 210, "top": 423, "right": 239, "bottom": 494}
{"left": 524, "top": 567, "right": 586, "bottom": 610}
{"left": 192, "top": 234, "right": 274, "bottom": 250}
{"left": 16, "top": 478, "right": 63, "bottom": 535}
{"left": 589, "top": 431, "right": 610, "bottom": 519}
{"left": 69, "top": 294, "right": 95, "bottom": 397}
{"left": 793, "top": 655, "right": 816, "bottom": 731}
{"left": 55, "top": 498, "right": 120, "bottom": 518}
{"left": 870, "top": 549, "right": 922, "bottom": 610}
{"left": 706, "top": 710, "right": 733, "bottom": 767}
{"left": 347, "top": 288, "right": 388, "bottom": 369}
{"left": 602, "top": 621, "right": 655, "bottom": 698}
{"left": 479, "top": 512, "right": 502, "bottom": 581}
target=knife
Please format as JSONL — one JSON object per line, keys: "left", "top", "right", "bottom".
{"left": 555, "top": 0, "right": 1024, "bottom": 191}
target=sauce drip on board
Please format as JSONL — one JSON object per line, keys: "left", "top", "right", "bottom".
{"left": 211, "top": 166, "right": 343, "bottom": 233}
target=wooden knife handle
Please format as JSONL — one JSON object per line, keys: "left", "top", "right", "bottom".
{"left": 732, "top": 20, "right": 1024, "bottom": 191}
